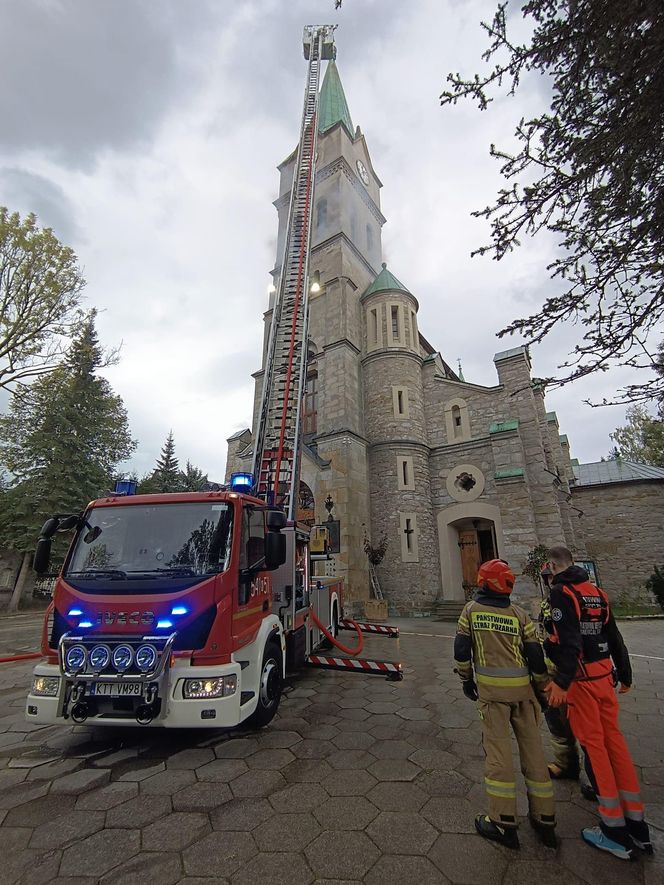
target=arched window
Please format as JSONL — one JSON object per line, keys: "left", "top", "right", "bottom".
{"left": 452, "top": 405, "right": 462, "bottom": 437}
{"left": 316, "top": 198, "right": 327, "bottom": 230}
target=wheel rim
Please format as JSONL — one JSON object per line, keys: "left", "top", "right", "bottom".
{"left": 259, "top": 657, "right": 280, "bottom": 708}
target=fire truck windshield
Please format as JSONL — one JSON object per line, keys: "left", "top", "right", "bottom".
{"left": 64, "top": 502, "right": 233, "bottom": 589}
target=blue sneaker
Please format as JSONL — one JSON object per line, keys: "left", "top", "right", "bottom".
{"left": 582, "top": 827, "right": 634, "bottom": 860}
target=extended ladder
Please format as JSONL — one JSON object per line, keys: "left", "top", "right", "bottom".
{"left": 252, "top": 26, "right": 336, "bottom": 519}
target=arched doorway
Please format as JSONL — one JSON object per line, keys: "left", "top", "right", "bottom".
{"left": 437, "top": 503, "right": 505, "bottom": 601}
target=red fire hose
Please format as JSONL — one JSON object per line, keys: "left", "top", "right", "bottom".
{"left": 309, "top": 608, "right": 364, "bottom": 656}
{"left": 0, "top": 652, "right": 42, "bottom": 664}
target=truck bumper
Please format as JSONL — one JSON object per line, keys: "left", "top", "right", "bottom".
{"left": 26, "top": 660, "right": 250, "bottom": 729}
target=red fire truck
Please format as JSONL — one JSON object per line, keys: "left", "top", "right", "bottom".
{"left": 25, "top": 25, "right": 401, "bottom": 730}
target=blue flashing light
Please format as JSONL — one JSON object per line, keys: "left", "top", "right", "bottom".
{"left": 78, "top": 620, "right": 93, "bottom": 628}
{"left": 67, "top": 608, "right": 83, "bottom": 617}
{"left": 114, "top": 479, "right": 137, "bottom": 496}
{"left": 171, "top": 606, "right": 188, "bottom": 616}
{"left": 230, "top": 471, "right": 254, "bottom": 491}
{"left": 156, "top": 619, "right": 174, "bottom": 629}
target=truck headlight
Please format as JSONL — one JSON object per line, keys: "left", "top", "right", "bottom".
{"left": 183, "top": 675, "right": 237, "bottom": 699}
{"left": 32, "top": 676, "right": 60, "bottom": 697}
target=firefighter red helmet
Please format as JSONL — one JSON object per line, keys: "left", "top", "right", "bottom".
{"left": 477, "top": 559, "right": 515, "bottom": 595}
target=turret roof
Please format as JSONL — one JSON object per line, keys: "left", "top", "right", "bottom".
{"left": 319, "top": 60, "right": 354, "bottom": 137}
{"left": 362, "top": 263, "right": 411, "bottom": 298}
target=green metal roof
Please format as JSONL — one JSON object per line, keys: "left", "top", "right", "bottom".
{"left": 319, "top": 60, "right": 354, "bottom": 137}
{"left": 362, "top": 263, "right": 411, "bottom": 298}
{"left": 495, "top": 467, "right": 525, "bottom": 479}
{"left": 489, "top": 419, "right": 519, "bottom": 434}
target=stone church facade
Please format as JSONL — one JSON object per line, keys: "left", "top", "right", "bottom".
{"left": 226, "top": 61, "right": 664, "bottom": 615}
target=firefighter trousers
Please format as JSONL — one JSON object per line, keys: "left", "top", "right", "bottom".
{"left": 478, "top": 698, "right": 555, "bottom": 829}
{"left": 544, "top": 705, "right": 580, "bottom": 774}
{"left": 567, "top": 676, "right": 650, "bottom": 848}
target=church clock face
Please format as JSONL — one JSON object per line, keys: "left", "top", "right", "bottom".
{"left": 356, "top": 159, "right": 370, "bottom": 187}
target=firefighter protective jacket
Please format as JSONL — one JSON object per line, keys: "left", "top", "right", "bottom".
{"left": 454, "top": 589, "right": 549, "bottom": 702}
{"left": 543, "top": 565, "right": 632, "bottom": 691}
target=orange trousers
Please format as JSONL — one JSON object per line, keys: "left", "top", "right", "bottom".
{"left": 567, "top": 676, "right": 647, "bottom": 847}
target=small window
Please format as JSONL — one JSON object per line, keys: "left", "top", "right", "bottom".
{"left": 391, "top": 306, "right": 399, "bottom": 340}
{"left": 405, "top": 518, "right": 413, "bottom": 552}
{"left": 397, "top": 390, "right": 404, "bottom": 414}
{"left": 410, "top": 311, "right": 417, "bottom": 349}
{"left": 316, "top": 198, "right": 327, "bottom": 229}
{"left": 402, "top": 460, "right": 409, "bottom": 487}
{"left": 371, "top": 308, "right": 378, "bottom": 345}
{"left": 366, "top": 224, "right": 374, "bottom": 253}
{"left": 393, "top": 386, "right": 409, "bottom": 418}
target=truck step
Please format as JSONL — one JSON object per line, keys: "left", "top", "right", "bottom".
{"left": 306, "top": 654, "right": 403, "bottom": 681}
{"left": 339, "top": 619, "right": 399, "bottom": 638}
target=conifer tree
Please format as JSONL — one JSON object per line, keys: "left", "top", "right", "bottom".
{"left": 150, "top": 431, "right": 183, "bottom": 493}
{"left": 0, "top": 312, "right": 136, "bottom": 605}
{"left": 181, "top": 460, "right": 208, "bottom": 492}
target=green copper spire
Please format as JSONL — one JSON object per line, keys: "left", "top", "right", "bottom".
{"left": 457, "top": 359, "right": 465, "bottom": 382}
{"left": 362, "top": 263, "right": 411, "bottom": 298}
{"left": 319, "top": 60, "right": 354, "bottom": 137}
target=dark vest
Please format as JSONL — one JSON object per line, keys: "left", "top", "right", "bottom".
{"left": 554, "top": 581, "right": 613, "bottom": 681}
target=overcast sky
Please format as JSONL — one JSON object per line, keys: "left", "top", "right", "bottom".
{"left": 0, "top": 0, "right": 643, "bottom": 480}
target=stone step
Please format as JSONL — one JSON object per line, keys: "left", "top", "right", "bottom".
{"left": 433, "top": 601, "right": 466, "bottom": 621}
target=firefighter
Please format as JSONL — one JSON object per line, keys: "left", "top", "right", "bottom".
{"left": 544, "top": 546, "right": 653, "bottom": 860}
{"left": 540, "top": 564, "right": 597, "bottom": 801}
{"left": 454, "top": 559, "right": 556, "bottom": 850}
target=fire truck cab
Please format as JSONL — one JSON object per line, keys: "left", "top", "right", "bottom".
{"left": 26, "top": 487, "right": 342, "bottom": 729}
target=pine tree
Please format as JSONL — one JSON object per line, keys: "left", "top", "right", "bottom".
{"left": 180, "top": 460, "right": 208, "bottom": 492}
{"left": 150, "top": 431, "right": 183, "bottom": 493}
{"left": 0, "top": 312, "right": 136, "bottom": 606}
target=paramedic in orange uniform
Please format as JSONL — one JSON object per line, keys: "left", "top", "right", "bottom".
{"left": 544, "top": 546, "right": 653, "bottom": 860}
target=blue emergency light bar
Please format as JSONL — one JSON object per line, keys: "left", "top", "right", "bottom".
{"left": 230, "top": 472, "right": 254, "bottom": 491}
{"left": 114, "top": 479, "right": 137, "bottom": 496}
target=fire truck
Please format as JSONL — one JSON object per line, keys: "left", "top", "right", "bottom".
{"left": 25, "top": 25, "right": 401, "bottom": 731}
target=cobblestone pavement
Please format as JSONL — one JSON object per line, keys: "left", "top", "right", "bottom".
{"left": 0, "top": 617, "right": 662, "bottom": 884}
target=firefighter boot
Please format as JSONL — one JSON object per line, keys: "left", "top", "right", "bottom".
{"left": 474, "top": 815, "right": 519, "bottom": 850}
{"left": 529, "top": 816, "right": 558, "bottom": 849}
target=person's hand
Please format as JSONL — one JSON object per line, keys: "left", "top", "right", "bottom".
{"left": 618, "top": 684, "right": 632, "bottom": 694}
{"left": 462, "top": 679, "right": 478, "bottom": 702}
{"left": 544, "top": 681, "right": 568, "bottom": 708}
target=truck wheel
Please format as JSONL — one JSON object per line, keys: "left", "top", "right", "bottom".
{"left": 247, "top": 640, "right": 283, "bottom": 729}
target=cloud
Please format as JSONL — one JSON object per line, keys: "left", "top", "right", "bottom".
{"left": 0, "top": 167, "right": 79, "bottom": 242}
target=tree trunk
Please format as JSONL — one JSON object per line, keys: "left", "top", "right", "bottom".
{"left": 8, "top": 551, "right": 32, "bottom": 613}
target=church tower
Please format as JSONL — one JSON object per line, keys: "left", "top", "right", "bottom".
{"left": 245, "top": 60, "right": 387, "bottom": 604}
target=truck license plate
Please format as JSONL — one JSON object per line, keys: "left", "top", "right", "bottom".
{"left": 89, "top": 682, "right": 143, "bottom": 697}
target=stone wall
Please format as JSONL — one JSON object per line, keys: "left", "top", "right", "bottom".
{"left": 572, "top": 481, "right": 664, "bottom": 600}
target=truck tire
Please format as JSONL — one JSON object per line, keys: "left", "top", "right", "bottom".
{"left": 246, "top": 640, "right": 283, "bottom": 729}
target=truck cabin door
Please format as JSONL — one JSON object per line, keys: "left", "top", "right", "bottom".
{"left": 234, "top": 507, "right": 271, "bottom": 648}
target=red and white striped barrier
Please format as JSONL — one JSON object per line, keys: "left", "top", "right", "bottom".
{"left": 339, "top": 619, "right": 399, "bottom": 638}
{"left": 306, "top": 653, "right": 403, "bottom": 680}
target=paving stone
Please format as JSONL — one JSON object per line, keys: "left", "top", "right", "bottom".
{"left": 420, "top": 796, "right": 477, "bottom": 833}
{"left": 115, "top": 760, "right": 166, "bottom": 781}
{"left": 7, "top": 751, "right": 62, "bottom": 769}
{"left": 269, "top": 782, "right": 328, "bottom": 814}
{"left": 143, "top": 811, "right": 211, "bottom": 851}
{"left": 253, "top": 731, "right": 302, "bottom": 750}
{"left": 231, "top": 852, "right": 314, "bottom": 885}
{"left": 29, "top": 809, "right": 106, "bottom": 851}
{"left": 177, "top": 879, "right": 228, "bottom": 885}
{"left": 428, "top": 833, "right": 507, "bottom": 884}
{"left": 408, "top": 748, "right": 461, "bottom": 771}
{"left": 336, "top": 707, "right": 370, "bottom": 721}
{"left": 0, "top": 780, "right": 49, "bottom": 809}
{"left": 75, "top": 780, "right": 138, "bottom": 810}
{"left": 197, "top": 759, "right": 249, "bottom": 782}
{"left": 370, "top": 740, "right": 414, "bottom": 759}
{"left": 90, "top": 748, "right": 139, "bottom": 768}
{"left": 282, "top": 758, "right": 333, "bottom": 783}
{"left": 253, "top": 811, "right": 321, "bottom": 851}
{"left": 366, "top": 781, "right": 428, "bottom": 812}
{"left": 289, "top": 740, "right": 335, "bottom": 760}
{"left": 558, "top": 835, "right": 644, "bottom": 885}
{"left": 166, "top": 748, "right": 216, "bottom": 769}
{"left": 0, "top": 768, "right": 28, "bottom": 789}
{"left": 330, "top": 731, "right": 375, "bottom": 751}
{"left": 0, "top": 825, "right": 32, "bottom": 852}
{"left": 210, "top": 797, "right": 274, "bottom": 831}
{"left": 99, "top": 850, "right": 183, "bottom": 885}
{"left": 4, "top": 794, "right": 76, "bottom": 828}
{"left": 244, "top": 748, "right": 295, "bottom": 769}
{"left": 140, "top": 768, "right": 196, "bottom": 795}
{"left": 106, "top": 795, "right": 172, "bottom": 829}
{"left": 313, "top": 796, "right": 379, "bottom": 830}
{"left": 323, "top": 769, "right": 378, "bottom": 797}
{"left": 305, "top": 725, "right": 340, "bottom": 740}
{"left": 230, "top": 769, "right": 286, "bottom": 798}
{"left": 173, "top": 780, "right": 232, "bottom": 812}
{"left": 59, "top": 828, "right": 140, "bottom": 878}
{"left": 364, "top": 855, "right": 450, "bottom": 885}
{"left": 396, "top": 707, "right": 431, "bottom": 721}
{"left": 502, "top": 860, "right": 587, "bottom": 885}
{"left": 415, "top": 769, "right": 474, "bottom": 798}
{"left": 368, "top": 759, "right": 420, "bottom": 781}
{"left": 304, "top": 831, "right": 380, "bottom": 880}
{"left": 367, "top": 811, "right": 437, "bottom": 854}
{"left": 2, "top": 848, "right": 63, "bottom": 885}
{"left": 365, "top": 701, "right": 400, "bottom": 715}
{"left": 183, "top": 831, "right": 256, "bottom": 877}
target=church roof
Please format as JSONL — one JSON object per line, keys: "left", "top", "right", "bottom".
{"left": 362, "top": 263, "right": 411, "bottom": 299}
{"left": 319, "top": 60, "right": 354, "bottom": 137}
{"left": 573, "top": 459, "right": 664, "bottom": 486}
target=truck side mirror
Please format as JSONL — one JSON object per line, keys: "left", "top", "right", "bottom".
{"left": 33, "top": 538, "right": 52, "bottom": 574}
{"left": 265, "top": 533, "right": 286, "bottom": 570}
{"left": 39, "top": 517, "right": 60, "bottom": 539}
{"left": 266, "top": 510, "right": 287, "bottom": 531}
